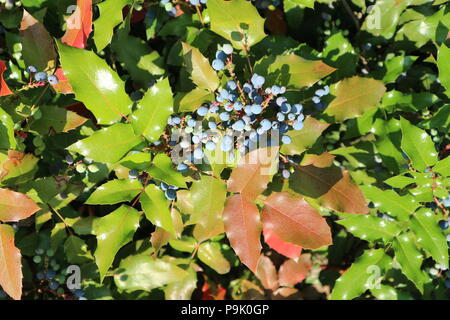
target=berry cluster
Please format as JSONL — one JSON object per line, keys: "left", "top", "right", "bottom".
{"left": 127, "top": 167, "right": 179, "bottom": 201}
{"left": 26, "top": 66, "right": 59, "bottom": 86}
{"left": 166, "top": 46, "right": 305, "bottom": 171}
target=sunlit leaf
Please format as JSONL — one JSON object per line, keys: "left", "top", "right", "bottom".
{"left": 0, "top": 224, "right": 22, "bottom": 300}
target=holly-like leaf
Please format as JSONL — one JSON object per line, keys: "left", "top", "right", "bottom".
{"left": 400, "top": 117, "right": 438, "bottom": 172}
{"left": 290, "top": 155, "right": 368, "bottom": 214}
{"left": 278, "top": 254, "right": 312, "bottom": 287}
{"left": 198, "top": 242, "right": 231, "bottom": 275}
{"left": 0, "top": 107, "right": 16, "bottom": 149}
{"left": 140, "top": 184, "right": 174, "bottom": 235}
{"left": 57, "top": 42, "right": 133, "bottom": 125}
{"left": 227, "top": 146, "right": 279, "bottom": 201}
{"left": 147, "top": 154, "right": 187, "bottom": 188}
{"left": 175, "top": 88, "right": 215, "bottom": 113}
{"left": 393, "top": 233, "right": 431, "bottom": 293}
{"left": 93, "top": 205, "right": 141, "bottom": 282}
{"left": 189, "top": 175, "right": 227, "bottom": 241}
{"left": 181, "top": 42, "right": 219, "bottom": 92}
{"left": 437, "top": 44, "right": 450, "bottom": 97}
{"left": 19, "top": 10, "right": 57, "bottom": 72}
{"left": 331, "top": 249, "right": 392, "bottom": 300}
{"left": 64, "top": 235, "right": 94, "bottom": 264}
{"left": 261, "top": 192, "right": 332, "bottom": 249}
{"left": 337, "top": 214, "right": 401, "bottom": 242}
{"left": 30, "top": 105, "right": 87, "bottom": 134}
{"left": 0, "top": 151, "right": 39, "bottom": 186}
{"left": 93, "top": 0, "right": 132, "bottom": 51}
{"left": 61, "top": 0, "right": 93, "bottom": 49}
{"left": 164, "top": 266, "right": 198, "bottom": 300}
{"left": 410, "top": 208, "right": 449, "bottom": 268}
{"left": 0, "top": 188, "right": 40, "bottom": 222}
{"left": 263, "top": 228, "right": 302, "bottom": 259}
{"left": 255, "top": 255, "right": 279, "bottom": 290}
{"left": 222, "top": 194, "right": 262, "bottom": 272}
{"left": 361, "top": 0, "right": 408, "bottom": 39}
{"left": 114, "top": 254, "right": 188, "bottom": 292}
{"left": 254, "top": 53, "right": 335, "bottom": 89}
{"left": 0, "top": 61, "right": 12, "bottom": 97}
{"left": 280, "top": 116, "right": 330, "bottom": 155}
{"left": 325, "top": 76, "right": 386, "bottom": 122}
{"left": 67, "top": 123, "right": 142, "bottom": 163}
{"left": 131, "top": 77, "right": 173, "bottom": 142}
{"left": 361, "top": 185, "right": 418, "bottom": 221}
{"left": 207, "top": 0, "right": 266, "bottom": 50}
{"left": 86, "top": 179, "right": 142, "bottom": 205}
{"left": 433, "top": 156, "right": 450, "bottom": 177}
{"left": 0, "top": 224, "right": 22, "bottom": 300}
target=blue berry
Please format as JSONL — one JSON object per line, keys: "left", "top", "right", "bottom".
{"left": 280, "top": 103, "right": 291, "bottom": 114}
{"left": 438, "top": 220, "right": 449, "bottom": 230}
{"left": 47, "top": 75, "right": 59, "bottom": 85}
{"left": 243, "top": 83, "right": 253, "bottom": 93}
{"left": 220, "top": 89, "right": 230, "bottom": 100}
{"left": 187, "top": 119, "right": 196, "bottom": 127}
{"left": 222, "top": 44, "right": 233, "bottom": 55}
{"left": 37, "top": 272, "right": 45, "bottom": 280}
{"left": 312, "top": 96, "right": 321, "bottom": 104}
{"left": 260, "top": 119, "right": 272, "bottom": 131}
{"left": 73, "top": 289, "right": 85, "bottom": 298}
{"left": 197, "top": 106, "right": 209, "bottom": 116}
{"left": 189, "top": 0, "right": 200, "bottom": 5}
{"left": 276, "top": 97, "right": 287, "bottom": 106}
{"left": 160, "top": 182, "right": 169, "bottom": 191}
{"left": 281, "top": 135, "right": 292, "bottom": 144}
{"left": 49, "top": 281, "right": 59, "bottom": 290}
{"left": 227, "top": 80, "right": 237, "bottom": 91}
{"left": 205, "top": 141, "right": 216, "bottom": 151}
{"left": 172, "top": 117, "right": 181, "bottom": 125}
{"left": 223, "top": 135, "right": 233, "bottom": 145}
{"left": 208, "top": 121, "right": 217, "bottom": 130}
{"left": 287, "top": 113, "right": 296, "bottom": 121}
{"left": 129, "top": 170, "right": 139, "bottom": 179}
{"left": 293, "top": 120, "right": 304, "bottom": 131}
{"left": 282, "top": 169, "right": 291, "bottom": 179}
{"left": 193, "top": 148, "right": 204, "bottom": 160}
{"left": 216, "top": 50, "right": 227, "bottom": 61}
{"left": 271, "top": 85, "right": 281, "bottom": 95}
{"left": 250, "top": 104, "right": 262, "bottom": 115}
{"left": 224, "top": 102, "right": 233, "bottom": 112}
{"left": 46, "top": 270, "right": 56, "bottom": 280}
{"left": 233, "top": 101, "right": 243, "bottom": 111}
{"left": 212, "top": 59, "right": 225, "bottom": 71}
{"left": 177, "top": 163, "right": 188, "bottom": 172}
{"left": 34, "top": 72, "right": 47, "bottom": 82}
{"left": 232, "top": 120, "right": 245, "bottom": 131}
{"left": 209, "top": 105, "right": 219, "bottom": 113}
{"left": 276, "top": 112, "right": 285, "bottom": 122}
{"left": 292, "top": 104, "right": 303, "bottom": 114}
{"left": 192, "top": 135, "right": 201, "bottom": 144}
{"left": 445, "top": 279, "right": 450, "bottom": 289}
{"left": 165, "top": 189, "right": 177, "bottom": 200}
{"left": 220, "top": 112, "right": 230, "bottom": 121}
{"left": 26, "top": 65, "right": 37, "bottom": 73}
{"left": 251, "top": 74, "right": 265, "bottom": 89}
{"left": 221, "top": 141, "right": 233, "bottom": 152}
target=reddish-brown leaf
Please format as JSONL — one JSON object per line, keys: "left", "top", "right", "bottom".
{"left": 263, "top": 228, "right": 302, "bottom": 259}
{"left": 0, "top": 224, "right": 22, "bottom": 300}
{"left": 290, "top": 154, "right": 368, "bottom": 214}
{"left": 0, "top": 61, "right": 12, "bottom": 97}
{"left": 265, "top": 8, "right": 287, "bottom": 35}
{"left": 278, "top": 254, "right": 312, "bottom": 287}
{"left": 255, "top": 254, "right": 279, "bottom": 290}
{"left": 52, "top": 68, "right": 73, "bottom": 94}
{"left": 261, "top": 192, "right": 332, "bottom": 249}
{"left": 223, "top": 194, "right": 262, "bottom": 272}
{"left": 227, "top": 146, "right": 279, "bottom": 201}
{"left": 0, "top": 188, "right": 40, "bottom": 222}
{"left": 61, "top": 0, "right": 93, "bottom": 49}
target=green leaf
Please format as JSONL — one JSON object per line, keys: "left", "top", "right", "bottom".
{"left": 114, "top": 254, "right": 188, "bottom": 292}
{"left": 371, "top": 284, "right": 399, "bottom": 300}
{"left": 0, "top": 151, "right": 39, "bottom": 186}
{"left": 384, "top": 175, "right": 415, "bottom": 189}
{"left": 393, "top": 233, "right": 431, "bottom": 293}
{"left": 131, "top": 77, "right": 173, "bottom": 142}
{"left": 207, "top": 0, "right": 266, "bottom": 49}
{"left": 164, "top": 266, "right": 198, "bottom": 300}
{"left": 400, "top": 117, "right": 438, "bottom": 172}
{"left": 331, "top": 249, "right": 392, "bottom": 300}
{"left": 322, "top": 32, "right": 357, "bottom": 78}
{"left": 174, "top": 88, "right": 215, "bottom": 113}
{"left": 93, "top": 205, "right": 141, "bottom": 282}
{"left": 93, "top": 0, "right": 132, "bottom": 51}
{"left": 337, "top": 215, "right": 401, "bottom": 242}
{"left": 0, "top": 107, "right": 16, "bottom": 150}
{"left": 140, "top": 184, "right": 174, "bottom": 235}
{"left": 29, "top": 106, "right": 87, "bottom": 134}
{"left": 325, "top": 76, "right": 386, "bottom": 122}
{"left": 181, "top": 42, "right": 219, "bottom": 92}
{"left": 361, "top": 185, "right": 419, "bottom": 221}
{"left": 119, "top": 152, "right": 152, "bottom": 170}
{"left": 64, "top": 235, "right": 94, "bottom": 264}
{"left": 381, "top": 90, "right": 439, "bottom": 112}
{"left": 254, "top": 53, "right": 335, "bottom": 89}
{"left": 433, "top": 156, "right": 450, "bottom": 177}
{"left": 410, "top": 208, "right": 449, "bottom": 268}
{"left": 57, "top": 42, "right": 133, "bottom": 125}
{"left": 169, "top": 236, "right": 197, "bottom": 253}
{"left": 437, "top": 44, "right": 450, "bottom": 97}
{"left": 382, "top": 55, "right": 417, "bottom": 83}
{"left": 147, "top": 153, "right": 187, "bottom": 188}
{"left": 361, "top": 0, "right": 408, "bottom": 39}
{"left": 86, "top": 179, "right": 143, "bottom": 205}
{"left": 281, "top": 116, "right": 330, "bottom": 155}
{"left": 67, "top": 123, "right": 142, "bottom": 164}
{"left": 198, "top": 242, "right": 231, "bottom": 274}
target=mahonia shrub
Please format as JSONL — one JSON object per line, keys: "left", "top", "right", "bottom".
{"left": 0, "top": 0, "right": 449, "bottom": 300}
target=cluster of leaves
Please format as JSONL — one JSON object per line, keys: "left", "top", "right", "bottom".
{"left": 0, "top": 0, "right": 449, "bottom": 300}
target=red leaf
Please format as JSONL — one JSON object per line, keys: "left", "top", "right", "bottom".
{"left": 261, "top": 192, "right": 332, "bottom": 249}
{"left": 0, "top": 188, "right": 41, "bottom": 222}
{"left": 52, "top": 68, "right": 73, "bottom": 94}
{"left": 227, "top": 146, "right": 279, "bottom": 201}
{"left": 263, "top": 228, "right": 302, "bottom": 259}
{"left": 223, "top": 194, "right": 262, "bottom": 272}
{"left": 61, "top": 0, "right": 93, "bottom": 49}
{"left": 0, "top": 60, "right": 13, "bottom": 97}
{"left": 255, "top": 254, "right": 279, "bottom": 290}
{"left": 0, "top": 224, "right": 22, "bottom": 300}
{"left": 278, "top": 254, "right": 312, "bottom": 287}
